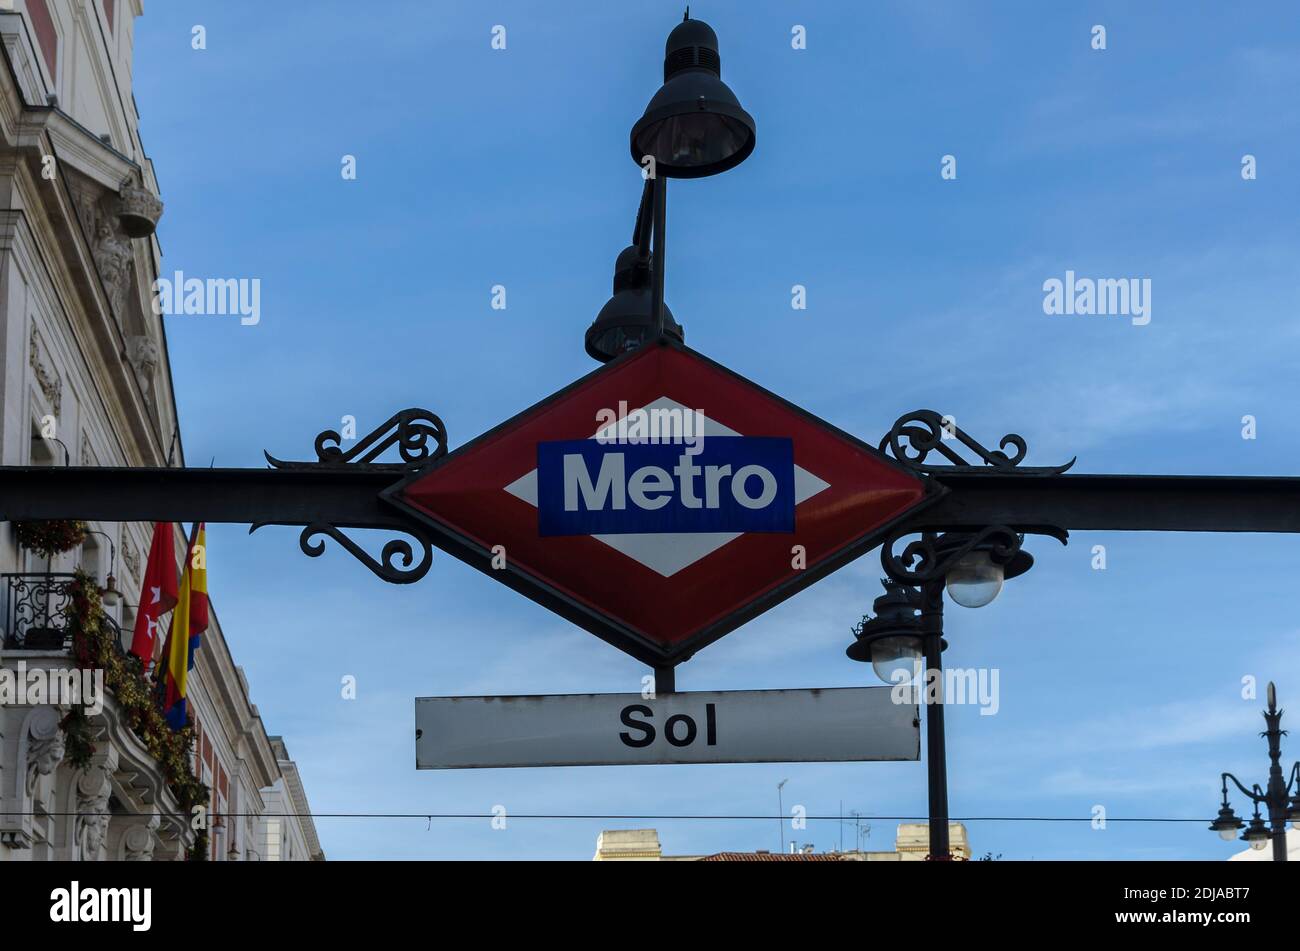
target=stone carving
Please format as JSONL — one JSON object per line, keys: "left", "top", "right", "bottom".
{"left": 125, "top": 334, "right": 159, "bottom": 395}
{"left": 122, "top": 535, "right": 140, "bottom": 582}
{"left": 93, "top": 216, "right": 134, "bottom": 316}
{"left": 28, "top": 328, "right": 62, "bottom": 415}
{"left": 117, "top": 183, "right": 164, "bottom": 238}
{"left": 69, "top": 177, "right": 136, "bottom": 317}
{"left": 75, "top": 766, "right": 112, "bottom": 860}
{"left": 72, "top": 186, "right": 100, "bottom": 241}
{"left": 123, "top": 814, "right": 160, "bottom": 861}
{"left": 24, "top": 707, "right": 66, "bottom": 799}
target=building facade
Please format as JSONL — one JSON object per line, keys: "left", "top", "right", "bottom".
{"left": 593, "top": 823, "right": 972, "bottom": 861}
{"left": 0, "top": 0, "right": 321, "bottom": 861}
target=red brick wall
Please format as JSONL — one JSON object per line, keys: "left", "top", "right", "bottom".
{"left": 26, "top": 0, "right": 58, "bottom": 79}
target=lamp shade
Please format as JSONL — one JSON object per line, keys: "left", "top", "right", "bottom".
{"left": 585, "top": 245, "right": 684, "bottom": 362}
{"left": 630, "top": 17, "right": 755, "bottom": 179}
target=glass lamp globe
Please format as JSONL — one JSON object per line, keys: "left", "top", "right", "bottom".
{"left": 1219, "top": 827, "right": 1240, "bottom": 842}
{"left": 870, "top": 635, "right": 922, "bottom": 686}
{"left": 1243, "top": 819, "right": 1271, "bottom": 850}
{"left": 944, "top": 551, "right": 1005, "bottom": 609}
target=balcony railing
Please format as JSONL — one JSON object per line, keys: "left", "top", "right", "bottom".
{"left": 2, "top": 572, "right": 124, "bottom": 651}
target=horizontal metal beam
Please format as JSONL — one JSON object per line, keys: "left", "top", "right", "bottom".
{"left": 915, "top": 472, "right": 1300, "bottom": 533}
{"left": 0, "top": 466, "right": 404, "bottom": 528}
{"left": 4, "top": 467, "right": 1300, "bottom": 536}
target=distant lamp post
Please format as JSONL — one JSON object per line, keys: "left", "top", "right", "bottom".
{"left": 777, "top": 778, "right": 789, "bottom": 853}
{"left": 588, "top": 12, "right": 754, "bottom": 362}
{"left": 1209, "top": 682, "right": 1300, "bottom": 862}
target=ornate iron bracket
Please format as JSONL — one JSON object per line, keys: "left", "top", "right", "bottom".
{"left": 252, "top": 409, "right": 448, "bottom": 584}
{"left": 880, "top": 409, "right": 1075, "bottom": 475}
{"left": 294, "top": 521, "right": 434, "bottom": 584}
{"left": 264, "top": 408, "right": 447, "bottom": 471}
{"left": 880, "top": 525, "right": 1068, "bottom": 587}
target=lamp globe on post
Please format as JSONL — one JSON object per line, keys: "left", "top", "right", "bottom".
{"left": 100, "top": 573, "right": 121, "bottom": 607}
{"left": 1243, "top": 811, "right": 1271, "bottom": 851}
{"left": 847, "top": 581, "right": 936, "bottom": 686}
{"left": 630, "top": 14, "right": 756, "bottom": 179}
{"left": 585, "top": 246, "right": 685, "bottom": 362}
{"left": 1209, "top": 801, "right": 1245, "bottom": 842}
{"left": 940, "top": 534, "right": 1034, "bottom": 609}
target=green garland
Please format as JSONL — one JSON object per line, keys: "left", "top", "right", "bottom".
{"left": 59, "top": 708, "right": 95, "bottom": 770}
{"left": 63, "top": 571, "right": 210, "bottom": 832}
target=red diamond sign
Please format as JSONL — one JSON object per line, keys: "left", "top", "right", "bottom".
{"left": 382, "top": 344, "right": 937, "bottom": 665}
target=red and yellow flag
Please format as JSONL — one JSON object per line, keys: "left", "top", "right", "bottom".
{"left": 161, "top": 523, "right": 209, "bottom": 729}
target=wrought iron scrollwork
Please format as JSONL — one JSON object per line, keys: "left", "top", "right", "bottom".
{"left": 880, "top": 409, "right": 1074, "bottom": 475}
{"left": 3, "top": 572, "right": 76, "bottom": 650}
{"left": 264, "top": 409, "right": 447, "bottom": 471}
{"left": 880, "top": 525, "right": 1068, "bottom": 587}
{"left": 296, "top": 522, "right": 434, "bottom": 585}
{"left": 255, "top": 408, "right": 446, "bottom": 584}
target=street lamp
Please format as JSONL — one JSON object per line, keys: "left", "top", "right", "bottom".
{"left": 585, "top": 244, "right": 685, "bottom": 362}
{"left": 84, "top": 528, "right": 120, "bottom": 607}
{"left": 629, "top": 13, "right": 756, "bottom": 180}
{"left": 847, "top": 529, "right": 1039, "bottom": 860}
{"left": 1209, "top": 787, "right": 1244, "bottom": 841}
{"left": 777, "top": 778, "right": 789, "bottom": 853}
{"left": 940, "top": 533, "right": 1034, "bottom": 609}
{"left": 587, "top": 13, "right": 754, "bottom": 362}
{"left": 847, "top": 580, "right": 929, "bottom": 685}
{"left": 1208, "top": 681, "right": 1299, "bottom": 862}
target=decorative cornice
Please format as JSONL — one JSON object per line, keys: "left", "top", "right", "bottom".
{"left": 28, "top": 326, "right": 61, "bottom": 415}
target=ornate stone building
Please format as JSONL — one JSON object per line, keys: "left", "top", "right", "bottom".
{"left": 0, "top": 1, "right": 322, "bottom": 861}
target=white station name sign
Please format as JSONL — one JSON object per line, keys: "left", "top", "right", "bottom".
{"left": 415, "top": 687, "right": 918, "bottom": 768}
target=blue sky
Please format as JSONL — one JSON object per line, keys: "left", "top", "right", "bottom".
{"left": 132, "top": 1, "right": 1300, "bottom": 859}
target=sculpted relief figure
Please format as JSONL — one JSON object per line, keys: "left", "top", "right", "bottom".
{"left": 75, "top": 766, "right": 112, "bottom": 860}
{"left": 24, "top": 706, "right": 66, "bottom": 802}
{"left": 93, "top": 216, "right": 134, "bottom": 315}
{"left": 123, "top": 814, "right": 160, "bottom": 861}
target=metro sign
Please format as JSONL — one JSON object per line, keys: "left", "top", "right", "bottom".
{"left": 382, "top": 343, "right": 938, "bottom": 665}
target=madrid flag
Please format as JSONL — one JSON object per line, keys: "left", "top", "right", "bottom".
{"left": 129, "top": 522, "right": 178, "bottom": 662}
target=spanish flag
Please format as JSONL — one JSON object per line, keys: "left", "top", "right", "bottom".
{"left": 161, "top": 523, "right": 209, "bottom": 730}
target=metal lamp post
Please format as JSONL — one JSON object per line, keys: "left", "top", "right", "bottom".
{"left": 848, "top": 530, "right": 1037, "bottom": 860}
{"left": 585, "top": 12, "right": 755, "bottom": 362}
{"left": 1208, "top": 682, "right": 1300, "bottom": 862}
{"left": 83, "top": 528, "right": 121, "bottom": 607}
